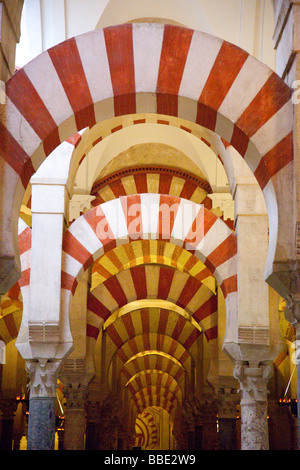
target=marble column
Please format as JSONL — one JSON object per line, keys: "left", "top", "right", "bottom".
{"left": 63, "top": 382, "right": 88, "bottom": 450}
{"left": 26, "top": 359, "right": 62, "bottom": 450}
{"left": 60, "top": 357, "right": 94, "bottom": 450}
{"left": 234, "top": 362, "right": 272, "bottom": 450}
{"left": 0, "top": 398, "right": 18, "bottom": 450}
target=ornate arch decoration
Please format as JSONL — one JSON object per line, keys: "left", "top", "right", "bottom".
{"left": 87, "top": 264, "right": 217, "bottom": 341}
{"left": 61, "top": 194, "right": 237, "bottom": 350}
{"left": 130, "top": 384, "right": 181, "bottom": 416}
{"left": 101, "top": 306, "right": 204, "bottom": 396}
{"left": 107, "top": 331, "right": 194, "bottom": 376}
{"left": 91, "top": 239, "right": 215, "bottom": 292}
{"left": 90, "top": 164, "right": 212, "bottom": 207}
{"left": 120, "top": 353, "right": 186, "bottom": 391}
{"left": 104, "top": 307, "right": 201, "bottom": 370}
{"left": 0, "top": 23, "right": 293, "bottom": 293}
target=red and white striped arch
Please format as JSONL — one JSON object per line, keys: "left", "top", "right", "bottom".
{"left": 132, "top": 389, "right": 178, "bottom": 416}
{"left": 120, "top": 353, "right": 186, "bottom": 391}
{"left": 62, "top": 194, "right": 237, "bottom": 337}
{"left": 90, "top": 165, "right": 212, "bottom": 208}
{"left": 104, "top": 306, "right": 212, "bottom": 395}
{"left": 62, "top": 194, "right": 237, "bottom": 294}
{"left": 1, "top": 23, "right": 293, "bottom": 291}
{"left": 87, "top": 264, "right": 217, "bottom": 341}
{"left": 127, "top": 370, "right": 182, "bottom": 403}
{"left": 128, "top": 375, "right": 181, "bottom": 416}
{"left": 103, "top": 304, "right": 206, "bottom": 392}
{"left": 109, "top": 330, "right": 194, "bottom": 371}
{"left": 105, "top": 307, "right": 201, "bottom": 359}
{"left": 92, "top": 239, "right": 215, "bottom": 289}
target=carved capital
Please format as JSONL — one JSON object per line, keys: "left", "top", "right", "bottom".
{"left": 285, "top": 293, "right": 300, "bottom": 325}
{"left": 69, "top": 195, "right": 95, "bottom": 222}
{"left": 26, "top": 359, "right": 62, "bottom": 398}
{"left": 85, "top": 400, "right": 101, "bottom": 422}
{"left": 208, "top": 193, "right": 234, "bottom": 220}
{"left": 182, "top": 397, "right": 202, "bottom": 425}
{"left": 233, "top": 362, "right": 272, "bottom": 406}
{"left": 60, "top": 358, "right": 94, "bottom": 410}
{"left": 63, "top": 382, "right": 88, "bottom": 411}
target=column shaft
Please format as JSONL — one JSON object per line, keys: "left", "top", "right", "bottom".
{"left": 63, "top": 383, "right": 87, "bottom": 450}
{"left": 27, "top": 397, "right": 56, "bottom": 450}
{"left": 234, "top": 362, "right": 272, "bottom": 450}
{"left": 64, "top": 408, "right": 86, "bottom": 450}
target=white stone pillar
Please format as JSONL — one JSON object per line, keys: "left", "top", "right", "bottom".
{"left": 233, "top": 158, "right": 270, "bottom": 346}
{"left": 18, "top": 146, "right": 74, "bottom": 449}
{"left": 221, "top": 151, "right": 280, "bottom": 450}
{"left": 273, "top": 0, "right": 300, "bottom": 451}
{"left": 27, "top": 177, "right": 71, "bottom": 360}
{"left": 234, "top": 362, "right": 272, "bottom": 450}
{"left": 23, "top": 142, "right": 75, "bottom": 361}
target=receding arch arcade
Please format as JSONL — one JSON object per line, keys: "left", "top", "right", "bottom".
{"left": 0, "top": 22, "right": 293, "bottom": 296}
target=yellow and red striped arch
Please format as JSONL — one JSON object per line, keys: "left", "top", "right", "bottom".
{"left": 62, "top": 194, "right": 237, "bottom": 300}
{"left": 87, "top": 264, "right": 217, "bottom": 341}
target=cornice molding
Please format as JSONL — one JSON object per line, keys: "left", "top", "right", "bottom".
{"left": 91, "top": 165, "right": 212, "bottom": 195}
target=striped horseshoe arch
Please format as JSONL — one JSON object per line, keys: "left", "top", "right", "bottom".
{"left": 108, "top": 331, "right": 194, "bottom": 377}
{"left": 129, "top": 379, "right": 181, "bottom": 416}
{"left": 90, "top": 165, "right": 212, "bottom": 208}
{"left": 18, "top": 218, "right": 32, "bottom": 291}
{"left": 91, "top": 239, "right": 216, "bottom": 291}
{"left": 87, "top": 264, "right": 217, "bottom": 341}
{"left": 104, "top": 327, "right": 196, "bottom": 408}
{"left": 105, "top": 307, "right": 201, "bottom": 360}
{"left": 103, "top": 306, "right": 212, "bottom": 398}
{"left": 61, "top": 194, "right": 237, "bottom": 340}
{"left": 0, "top": 22, "right": 293, "bottom": 292}
{"left": 120, "top": 354, "right": 186, "bottom": 391}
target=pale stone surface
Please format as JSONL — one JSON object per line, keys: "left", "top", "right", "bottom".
{"left": 63, "top": 382, "right": 88, "bottom": 450}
